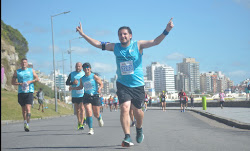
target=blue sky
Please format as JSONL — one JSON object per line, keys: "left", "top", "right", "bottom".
{"left": 2, "top": 0, "right": 250, "bottom": 84}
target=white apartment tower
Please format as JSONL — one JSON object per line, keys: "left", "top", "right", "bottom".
{"left": 146, "top": 62, "right": 175, "bottom": 94}
{"left": 200, "top": 73, "right": 212, "bottom": 93}
{"left": 177, "top": 58, "right": 200, "bottom": 93}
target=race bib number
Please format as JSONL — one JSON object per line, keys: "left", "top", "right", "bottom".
{"left": 83, "top": 81, "right": 93, "bottom": 91}
{"left": 76, "top": 89, "right": 84, "bottom": 94}
{"left": 22, "top": 82, "right": 29, "bottom": 92}
{"left": 120, "top": 61, "right": 134, "bottom": 75}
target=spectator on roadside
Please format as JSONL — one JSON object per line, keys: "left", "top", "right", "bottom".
{"left": 190, "top": 93, "right": 194, "bottom": 108}
{"left": 160, "top": 91, "right": 166, "bottom": 112}
{"left": 37, "top": 88, "right": 45, "bottom": 112}
{"left": 219, "top": 90, "right": 225, "bottom": 109}
{"left": 148, "top": 97, "right": 152, "bottom": 107}
{"left": 246, "top": 83, "right": 250, "bottom": 101}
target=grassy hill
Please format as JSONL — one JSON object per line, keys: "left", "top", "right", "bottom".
{"left": 1, "top": 89, "right": 73, "bottom": 121}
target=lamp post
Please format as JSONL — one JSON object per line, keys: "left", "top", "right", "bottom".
{"left": 51, "top": 11, "right": 70, "bottom": 112}
{"left": 62, "top": 52, "right": 66, "bottom": 102}
{"left": 57, "top": 57, "right": 67, "bottom": 102}
{"left": 68, "top": 37, "right": 83, "bottom": 72}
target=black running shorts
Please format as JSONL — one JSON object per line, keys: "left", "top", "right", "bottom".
{"left": 83, "top": 94, "right": 101, "bottom": 106}
{"left": 38, "top": 99, "right": 44, "bottom": 104}
{"left": 72, "top": 97, "right": 83, "bottom": 104}
{"left": 116, "top": 82, "right": 145, "bottom": 109}
{"left": 18, "top": 93, "right": 34, "bottom": 106}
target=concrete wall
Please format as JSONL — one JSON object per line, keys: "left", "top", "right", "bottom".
{"left": 151, "top": 101, "right": 250, "bottom": 108}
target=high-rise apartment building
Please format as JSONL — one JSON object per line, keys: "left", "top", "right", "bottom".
{"left": 200, "top": 73, "right": 212, "bottom": 93}
{"left": 175, "top": 72, "right": 189, "bottom": 92}
{"left": 102, "top": 79, "right": 110, "bottom": 95}
{"left": 146, "top": 62, "right": 162, "bottom": 81}
{"left": 200, "top": 71, "right": 233, "bottom": 94}
{"left": 177, "top": 58, "right": 200, "bottom": 93}
{"left": 146, "top": 62, "right": 175, "bottom": 94}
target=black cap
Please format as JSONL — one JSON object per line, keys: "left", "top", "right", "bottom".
{"left": 82, "top": 62, "right": 91, "bottom": 69}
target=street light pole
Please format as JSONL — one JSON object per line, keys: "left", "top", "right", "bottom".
{"left": 62, "top": 52, "right": 66, "bottom": 102}
{"left": 51, "top": 11, "right": 70, "bottom": 112}
{"left": 57, "top": 58, "right": 67, "bottom": 102}
{"left": 69, "top": 40, "right": 72, "bottom": 73}
{"left": 68, "top": 37, "right": 82, "bottom": 72}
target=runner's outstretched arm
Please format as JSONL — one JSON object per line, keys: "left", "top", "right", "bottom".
{"left": 76, "top": 22, "right": 114, "bottom": 51}
{"left": 138, "top": 18, "right": 174, "bottom": 53}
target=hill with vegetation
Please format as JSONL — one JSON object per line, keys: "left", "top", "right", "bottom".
{"left": 1, "top": 20, "right": 29, "bottom": 91}
{"left": 1, "top": 20, "right": 29, "bottom": 61}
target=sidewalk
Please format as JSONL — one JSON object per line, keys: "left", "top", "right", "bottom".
{"left": 149, "top": 106, "right": 250, "bottom": 130}
{"left": 190, "top": 107, "right": 250, "bottom": 130}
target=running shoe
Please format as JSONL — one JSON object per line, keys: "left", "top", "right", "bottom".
{"left": 131, "top": 121, "right": 136, "bottom": 127}
{"left": 98, "top": 118, "right": 104, "bottom": 127}
{"left": 122, "top": 136, "right": 134, "bottom": 147}
{"left": 77, "top": 123, "right": 80, "bottom": 130}
{"left": 88, "top": 128, "right": 94, "bottom": 135}
{"left": 136, "top": 128, "right": 144, "bottom": 143}
{"left": 83, "top": 119, "right": 87, "bottom": 126}
{"left": 24, "top": 123, "right": 29, "bottom": 132}
{"left": 79, "top": 124, "right": 84, "bottom": 130}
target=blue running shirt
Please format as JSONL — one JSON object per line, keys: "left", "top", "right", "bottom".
{"left": 71, "top": 71, "right": 85, "bottom": 98}
{"left": 81, "top": 73, "right": 98, "bottom": 95}
{"left": 114, "top": 40, "right": 144, "bottom": 87}
{"left": 17, "top": 68, "right": 34, "bottom": 93}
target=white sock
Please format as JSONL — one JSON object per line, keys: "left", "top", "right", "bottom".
{"left": 24, "top": 120, "right": 27, "bottom": 124}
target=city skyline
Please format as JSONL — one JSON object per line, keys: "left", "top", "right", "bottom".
{"left": 37, "top": 60, "right": 237, "bottom": 86}
{"left": 2, "top": 0, "right": 250, "bottom": 85}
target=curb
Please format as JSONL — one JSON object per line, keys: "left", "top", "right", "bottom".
{"left": 148, "top": 107, "right": 250, "bottom": 130}
{"left": 190, "top": 109, "right": 250, "bottom": 130}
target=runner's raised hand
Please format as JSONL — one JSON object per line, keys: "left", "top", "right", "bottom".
{"left": 166, "top": 18, "right": 174, "bottom": 32}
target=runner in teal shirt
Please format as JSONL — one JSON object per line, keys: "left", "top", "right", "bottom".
{"left": 76, "top": 18, "right": 174, "bottom": 147}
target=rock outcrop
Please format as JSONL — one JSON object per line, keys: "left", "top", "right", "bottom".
{"left": 1, "top": 39, "right": 19, "bottom": 91}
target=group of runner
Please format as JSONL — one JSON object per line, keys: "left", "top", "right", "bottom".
{"left": 11, "top": 17, "right": 174, "bottom": 147}
{"left": 67, "top": 62, "right": 104, "bottom": 135}
{"left": 107, "top": 95, "right": 119, "bottom": 112}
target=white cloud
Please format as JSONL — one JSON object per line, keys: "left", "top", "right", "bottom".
{"left": 228, "top": 70, "right": 250, "bottom": 84}
{"left": 228, "top": 70, "right": 250, "bottom": 77}
{"left": 21, "top": 22, "right": 49, "bottom": 34}
{"left": 166, "top": 52, "right": 185, "bottom": 60}
{"left": 92, "top": 62, "right": 115, "bottom": 73}
{"left": 29, "top": 46, "right": 45, "bottom": 53}
{"left": 59, "top": 29, "right": 75, "bottom": 36}
{"left": 94, "top": 29, "right": 112, "bottom": 36}
{"left": 48, "top": 45, "right": 60, "bottom": 53}
{"left": 71, "top": 46, "right": 95, "bottom": 54}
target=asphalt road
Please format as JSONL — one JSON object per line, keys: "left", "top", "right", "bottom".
{"left": 2, "top": 108, "right": 250, "bottom": 151}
